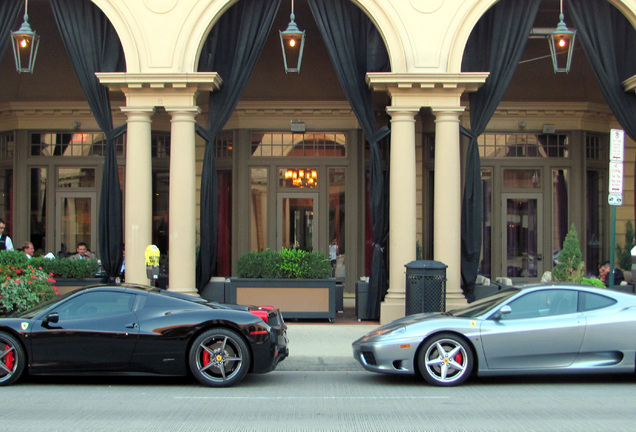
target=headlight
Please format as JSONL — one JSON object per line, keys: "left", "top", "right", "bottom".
{"left": 369, "top": 325, "right": 406, "bottom": 339}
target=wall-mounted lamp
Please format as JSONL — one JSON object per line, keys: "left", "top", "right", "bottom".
{"left": 530, "top": 0, "right": 576, "bottom": 73}
{"left": 279, "top": 0, "right": 306, "bottom": 73}
{"left": 10, "top": 0, "right": 40, "bottom": 74}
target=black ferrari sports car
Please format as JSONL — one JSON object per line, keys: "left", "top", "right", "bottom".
{"left": 0, "top": 284, "right": 288, "bottom": 387}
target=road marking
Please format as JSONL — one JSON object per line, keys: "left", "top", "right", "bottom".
{"left": 175, "top": 396, "right": 449, "bottom": 400}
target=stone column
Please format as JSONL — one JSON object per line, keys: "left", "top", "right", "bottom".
{"left": 121, "top": 107, "right": 155, "bottom": 285}
{"left": 432, "top": 109, "right": 466, "bottom": 310}
{"left": 166, "top": 108, "right": 200, "bottom": 296}
{"left": 380, "top": 107, "right": 420, "bottom": 324}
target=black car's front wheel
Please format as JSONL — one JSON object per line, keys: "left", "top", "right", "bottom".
{"left": 189, "top": 328, "right": 251, "bottom": 387}
{"left": 417, "top": 333, "right": 473, "bottom": 386}
{"left": 0, "top": 331, "right": 25, "bottom": 386}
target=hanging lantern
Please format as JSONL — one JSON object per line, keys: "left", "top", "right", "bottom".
{"left": 279, "top": 0, "right": 306, "bottom": 73}
{"left": 10, "top": 0, "right": 40, "bottom": 74}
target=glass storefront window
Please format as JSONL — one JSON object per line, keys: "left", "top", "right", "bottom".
{"left": 503, "top": 169, "right": 541, "bottom": 189}
{"left": 0, "top": 133, "right": 15, "bottom": 160}
{"left": 31, "top": 132, "right": 124, "bottom": 157}
{"left": 586, "top": 170, "right": 605, "bottom": 275}
{"left": 0, "top": 168, "right": 13, "bottom": 238}
{"left": 552, "top": 169, "right": 569, "bottom": 267}
{"left": 479, "top": 133, "right": 569, "bottom": 158}
{"left": 152, "top": 171, "right": 169, "bottom": 256}
{"left": 57, "top": 168, "right": 96, "bottom": 188}
{"left": 329, "top": 167, "right": 346, "bottom": 278}
{"left": 250, "top": 167, "right": 268, "bottom": 251}
{"left": 251, "top": 132, "right": 346, "bottom": 157}
{"left": 30, "top": 168, "right": 47, "bottom": 252}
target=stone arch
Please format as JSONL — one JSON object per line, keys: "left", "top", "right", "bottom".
{"left": 186, "top": 0, "right": 406, "bottom": 74}
{"left": 447, "top": 0, "right": 636, "bottom": 73}
{"left": 91, "top": 0, "right": 137, "bottom": 71}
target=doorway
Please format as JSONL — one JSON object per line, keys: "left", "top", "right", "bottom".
{"left": 56, "top": 192, "right": 97, "bottom": 257}
{"left": 502, "top": 193, "right": 543, "bottom": 282}
{"left": 277, "top": 193, "right": 319, "bottom": 251}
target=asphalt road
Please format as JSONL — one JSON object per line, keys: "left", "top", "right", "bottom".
{"left": 2, "top": 367, "right": 636, "bottom": 431}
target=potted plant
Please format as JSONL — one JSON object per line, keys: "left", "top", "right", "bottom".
{"left": 205, "top": 248, "right": 337, "bottom": 321}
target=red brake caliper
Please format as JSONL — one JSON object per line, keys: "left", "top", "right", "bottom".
{"left": 454, "top": 352, "right": 463, "bottom": 365}
{"left": 203, "top": 348, "right": 210, "bottom": 366}
{"left": 3, "top": 344, "right": 14, "bottom": 372}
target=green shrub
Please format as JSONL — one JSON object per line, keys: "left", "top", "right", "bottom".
{"left": 236, "top": 248, "right": 332, "bottom": 279}
{"left": 0, "top": 251, "right": 99, "bottom": 279}
{"left": 617, "top": 220, "right": 635, "bottom": 271}
{"left": 580, "top": 277, "right": 606, "bottom": 288}
{"left": 552, "top": 223, "right": 585, "bottom": 283}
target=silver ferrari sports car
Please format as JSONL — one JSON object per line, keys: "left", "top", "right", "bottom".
{"left": 353, "top": 283, "right": 636, "bottom": 386}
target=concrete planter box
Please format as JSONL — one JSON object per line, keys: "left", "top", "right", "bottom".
{"left": 54, "top": 278, "right": 104, "bottom": 295}
{"left": 218, "top": 278, "right": 338, "bottom": 321}
{"left": 609, "top": 283, "right": 635, "bottom": 294}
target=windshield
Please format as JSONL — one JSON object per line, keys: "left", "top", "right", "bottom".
{"left": 449, "top": 288, "right": 519, "bottom": 318}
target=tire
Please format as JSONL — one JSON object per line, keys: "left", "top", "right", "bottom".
{"left": 0, "top": 331, "right": 25, "bottom": 386}
{"left": 417, "top": 333, "right": 473, "bottom": 387}
{"left": 189, "top": 328, "right": 251, "bottom": 388}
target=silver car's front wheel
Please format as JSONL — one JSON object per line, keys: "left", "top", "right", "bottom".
{"left": 418, "top": 333, "right": 473, "bottom": 386}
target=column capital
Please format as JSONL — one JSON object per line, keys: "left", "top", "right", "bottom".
{"left": 385, "top": 106, "right": 420, "bottom": 120}
{"left": 96, "top": 72, "right": 222, "bottom": 109}
{"left": 366, "top": 72, "right": 489, "bottom": 109}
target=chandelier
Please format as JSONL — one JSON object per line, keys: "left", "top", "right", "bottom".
{"left": 284, "top": 168, "right": 317, "bottom": 188}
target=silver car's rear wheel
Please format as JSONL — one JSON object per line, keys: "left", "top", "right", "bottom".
{"left": 418, "top": 333, "right": 473, "bottom": 386}
{"left": 189, "top": 328, "right": 251, "bottom": 387}
{"left": 0, "top": 332, "right": 25, "bottom": 386}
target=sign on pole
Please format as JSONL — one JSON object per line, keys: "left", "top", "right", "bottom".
{"left": 608, "top": 129, "right": 624, "bottom": 206}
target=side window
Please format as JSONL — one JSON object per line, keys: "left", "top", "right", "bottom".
{"left": 579, "top": 292, "right": 617, "bottom": 312}
{"left": 503, "top": 289, "right": 578, "bottom": 320}
{"left": 56, "top": 291, "right": 136, "bottom": 320}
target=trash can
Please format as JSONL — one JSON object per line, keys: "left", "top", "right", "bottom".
{"left": 405, "top": 260, "right": 447, "bottom": 315}
{"left": 356, "top": 277, "right": 373, "bottom": 320}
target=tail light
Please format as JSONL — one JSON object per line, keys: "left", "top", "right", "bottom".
{"left": 249, "top": 308, "right": 270, "bottom": 324}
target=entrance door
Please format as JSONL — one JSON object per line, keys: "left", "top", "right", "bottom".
{"left": 56, "top": 192, "right": 97, "bottom": 257}
{"left": 502, "top": 193, "right": 543, "bottom": 282}
{"left": 277, "top": 193, "right": 319, "bottom": 251}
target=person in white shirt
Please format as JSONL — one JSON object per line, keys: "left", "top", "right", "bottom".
{"left": 21, "top": 241, "right": 34, "bottom": 259}
{"left": 0, "top": 219, "right": 14, "bottom": 251}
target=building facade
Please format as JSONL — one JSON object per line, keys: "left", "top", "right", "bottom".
{"left": 1, "top": 0, "right": 635, "bottom": 324}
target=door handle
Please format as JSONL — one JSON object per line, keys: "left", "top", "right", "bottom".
{"left": 125, "top": 323, "right": 138, "bottom": 329}
{"left": 536, "top": 254, "right": 543, "bottom": 261}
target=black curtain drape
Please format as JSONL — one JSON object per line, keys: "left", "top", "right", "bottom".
{"left": 50, "top": 0, "right": 126, "bottom": 280}
{"left": 460, "top": 0, "right": 540, "bottom": 301}
{"left": 0, "top": 1, "right": 21, "bottom": 64}
{"left": 196, "top": 0, "right": 280, "bottom": 291}
{"left": 308, "top": 0, "right": 390, "bottom": 319}
{"left": 565, "top": 0, "right": 636, "bottom": 218}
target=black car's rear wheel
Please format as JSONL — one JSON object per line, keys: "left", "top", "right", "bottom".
{"left": 417, "top": 333, "right": 473, "bottom": 387}
{"left": 189, "top": 328, "right": 251, "bottom": 387}
{"left": 0, "top": 331, "right": 25, "bottom": 386}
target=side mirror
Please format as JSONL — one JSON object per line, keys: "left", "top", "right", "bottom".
{"left": 45, "top": 312, "right": 59, "bottom": 324}
{"left": 492, "top": 305, "right": 512, "bottom": 320}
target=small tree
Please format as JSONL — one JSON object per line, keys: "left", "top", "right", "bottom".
{"left": 552, "top": 223, "right": 585, "bottom": 283}
{"left": 617, "top": 220, "right": 635, "bottom": 271}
